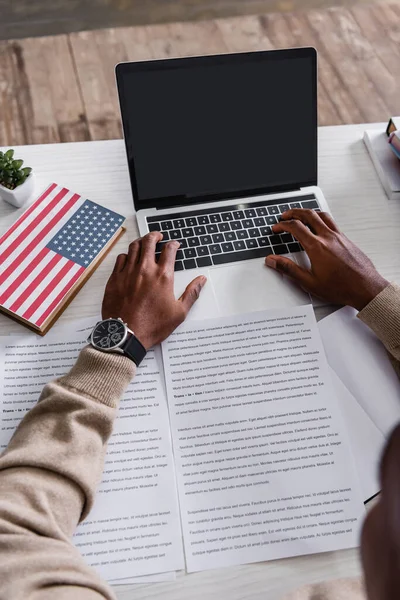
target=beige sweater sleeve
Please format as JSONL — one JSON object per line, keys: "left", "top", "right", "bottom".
{"left": 0, "top": 345, "right": 136, "bottom": 600}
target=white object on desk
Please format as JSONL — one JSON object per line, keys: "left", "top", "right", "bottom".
{"left": 1, "top": 122, "right": 400, "bottom": 600}
{"left": 363, "top": 130, "right": 400, "bottom": 200}
{"left": 0, "top": 172, "right": 35, "bottom": 208}
{"left": 319, "top": 306, "right": 400, "bottom": 439}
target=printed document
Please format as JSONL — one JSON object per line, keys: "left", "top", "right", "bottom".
{"left": 162, "top": 306, "right": 365, "bottom": 572}
{"left": 0, "top": 320, "right": 184, "bottom": 581}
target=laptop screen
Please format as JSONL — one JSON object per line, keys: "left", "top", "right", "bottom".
{"left": 117, "top": 49, "right": 317, "bottom": 210}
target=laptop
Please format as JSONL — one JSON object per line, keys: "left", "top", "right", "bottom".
{"left": 116, "top": 48, "right": 331, "bottom": 320}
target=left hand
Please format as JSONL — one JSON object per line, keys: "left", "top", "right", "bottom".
{"left": 102, "top": 232, "right": 207, "bottom": 349}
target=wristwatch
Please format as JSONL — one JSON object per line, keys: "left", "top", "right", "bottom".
{"left": 89, "top": 318, "right": 147, "bottom": 366}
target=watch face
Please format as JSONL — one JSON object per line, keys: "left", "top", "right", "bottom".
{"left": 92, "top": 319, "right": 127, "bottom": 350}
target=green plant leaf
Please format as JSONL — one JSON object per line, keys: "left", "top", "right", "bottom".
{"left": 5, "top": 149, "right": 14, "bottom": 160}
{"left": 12, "top": 159, "right": 23, "bottom": 170}
{"left": 22, "top": 167, "right": 32, "bottom": 176}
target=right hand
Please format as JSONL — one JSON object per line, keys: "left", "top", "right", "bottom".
{"left": 265, "top": 209, "right": 389, "bottom": 311}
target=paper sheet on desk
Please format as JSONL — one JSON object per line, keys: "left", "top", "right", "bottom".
{"left": 318, "top": 307, "right": 400, "bottom": 438}
{"left": 0, "top": 319, "right": 184, "bottom": 581}
{"left": 162, "top": 305, "right": 365, "bottom": 573}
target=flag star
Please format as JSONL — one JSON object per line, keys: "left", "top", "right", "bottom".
{"left": 67, "top": 246, "right": 71, "bottom": 251}
{"left": 101, "top": 228, "right": 106, "bottom": 232}
{"left": 97, "top": 243, "right": 102, "bottom": 248}
{"left": 71, "top": 253, "right": 76, "bottom": 257}
{"left": 88, "top": 221, "right": 93, "bottom": 225}
{"left": 62, "top": 241, "right": 67, "bottom": 245}
{"left": 89, "top": 254, "right": 93, "bottom": 259}
{"left": 85, "top": 260, "right": 89, "bottom": 265}
{"left": 72, "top": 220, "right": 76, "bottom": 224}
{"left": 71, "top": 242, "right": 76, "bottom": 246}
{"left": 89, "top": 211, "right": 93, "bottom": 215}
{"left": 93, "top": 238, "right": 98, "bottom": 242}
{"left": 89, "top": 243, "right": 93, "bottom": 248}
{"left": 105, "top": 212, "right": 110, "bottom": 216}
{"left": 67, "top": 225, "right": 71, "bottom": 229}
{"left": 71, "top": 230, "right": 76, "bottom": 236}
{"left": 67, "top": 236, "right": 71, "bottom": 240}
{"left": 80, "top": 254, "right": 84, "bottom": 258}
{"left": 84, "top": 227, "right": 89, "bottom": 230}
{"left": 84, "top": 215, "right": 89, "bottom": 220}
{"left": 89, "top": 232, "right": 93, "bottom": 237}
{"left": 106, "top": 233, "right": 110, "bottom": 238}
{"left": 101, "top": 217, "right": 106, "bottom": 221}
{"left": 76, "top": 226, "right": 81, "bottom": 230}
{"left": 84, "top": 249, "right": 89, "bottom": 253}
{"left": 84, "top": 237, "right": 89, "bottom": 241}
{"left": 93, "top": 227, "right": 98, "bottom": 231}
{"left": 57, "top": 246, "right": 62, "bottom": 251}
{"left": 110, "top": 218, "right": 114, "bottom": 222}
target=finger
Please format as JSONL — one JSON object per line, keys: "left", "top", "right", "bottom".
{"left": 139, "top": 231, "right": 163, "bottom": 265}
{"left": 265, "top": 255, "right": 315, "bottom": 289}
{"left": 317, "top": 211, "right": 340, "bottom": 233}
{"left": 179, "top": 276, "right": 207, "bottom": 314}
{"left": 158, "top": 241, "right": 180, "bottom": 271}
{"left": 280, "top": 208, "right": 328, "bottom": 235}
{"left": 126, "top": 239, "right": 141, "bottom": 272}
{"left": 112, "top": 253, "right": 127, "bottom": 274}
{"left": 271, "top": 219, "right": 316, "bottom": 249}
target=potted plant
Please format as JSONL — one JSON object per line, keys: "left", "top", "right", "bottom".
{"left": 0, "top": 149, "right": 35, "bottom": 208}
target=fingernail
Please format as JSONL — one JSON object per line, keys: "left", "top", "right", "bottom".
{"left": 266, "top": 256, "right": 277, "bottom": 269}
{"left": 173, "top": 241, "right": 180, "bottom": 247}
{"left": 200, "top": 276, "right": 207, "bottom": 285}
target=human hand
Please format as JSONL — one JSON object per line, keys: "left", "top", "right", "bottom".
{"left": 102, "top": 232, "right": 207, "bottom": 349}
{"left": 265, "top": 209, "right": 389, "bottom": 311}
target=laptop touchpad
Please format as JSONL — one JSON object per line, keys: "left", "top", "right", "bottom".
{"left": 209, "top": 258, "right": 310, "bottom": 315}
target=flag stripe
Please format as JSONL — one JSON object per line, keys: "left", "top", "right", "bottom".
{"left": 0, "top": 193, "right": 80, "bottom": 287}
{"left": 9, "top": 252, "right": 63, "bottom": 313}
{"left": 22, "top": 260, "right": 76, "bottom": 320}
{"left": 35, "top": 266, "right": 85, "bottom": 327}
{"left": 0, "top": 187, "right": 69, "bottom": 266}
{"left": 0, "top": 183, "right": 57, "bottom": 247}
{"left": 0, "top": 247, "right": 50, "bottom": 305}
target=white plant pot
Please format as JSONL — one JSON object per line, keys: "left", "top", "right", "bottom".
{"left": 0, "top": 172, "right": 35, "bottom": 208}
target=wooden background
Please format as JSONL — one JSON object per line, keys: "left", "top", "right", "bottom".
{"left": 1, "top": 2, "right": 400, "bottom": 147}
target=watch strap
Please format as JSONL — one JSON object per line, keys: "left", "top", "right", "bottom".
{"left": 123, "top": 334, "right": 147, "bottom": 366}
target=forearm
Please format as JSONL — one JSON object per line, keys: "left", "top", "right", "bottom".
{"left": 358, "top": 283, "right": 400, "bottom": 367}
{"left": 0, "top": 346, "right": 135, "bottom": 599}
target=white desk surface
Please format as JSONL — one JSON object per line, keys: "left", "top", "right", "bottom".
{"left": 0, "top": 122, "right": 398, "bottom": 598}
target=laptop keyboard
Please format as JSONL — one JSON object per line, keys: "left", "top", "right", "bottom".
{"left": 146, "top": 195, "right": 321, "bottom": 271}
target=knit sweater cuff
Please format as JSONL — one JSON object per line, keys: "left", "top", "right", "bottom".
{"left": 59, "top": 346, "right": 136, "bottom": 408}
{"left": 358, "top": 283, "right": 400, "bottom": 349}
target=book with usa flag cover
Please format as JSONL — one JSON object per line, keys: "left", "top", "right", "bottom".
{"left": 0, "top": 183, "right": 126, "bottom": 334}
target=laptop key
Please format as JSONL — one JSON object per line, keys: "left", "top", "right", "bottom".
{"left": 258, "top": 237, "right": 270, "bottom": 248}
{"left": 254, "top": 217, "right": 265, "bottom": 227}
{"left": 182, "top": 227, "right": 194, "bottom": 237}
{"left": 194, "top": 225, "right": 207, "bottom": 236}
{"left": 230, "top": 221, "right": 243, "bottom": 231}
{"left": 268, "top": 206, "right": 280, "bottom": 215}
{"left": 184, "top": 259, "right": 197, "bottom": 270}
{"left": 221, "top": 242, "right": 234, "bottom": 253}
{"left": 233, "top": 210, "right": 245, "bottom": 220}
{"left": 210, "top": 244, "right": 222, "bottom": 254}
{"left": 212, "top": 247, "right": 271, "bottom": 265}
{"left": 269, "top": 234, "right": 282, "bottom": 245}
{"left": 249, "top": 228, "right": 260, "bottom": 238}
{"left": 271, "top": 244, "right": 289, "bottom": 255}
{"left": 260, "top": 226, "right": 272, "bottom": 237}
{"left": 288, "top": 242, "right": 302, "bottom": 253}
{"left": 174, "top": 261, "right": 184, "bottom": 271}
{"left": 225, "top": 231, "right": 237, "bottom": 242}
{"left": 188, "top": 237, "right": 200, "bottom": 247}
{"left": 161, "top": 220, "right": 173, "bottom": 230}
{"left": 266, "top": 216, "right": 277, "bottom": 226}
{"left": 156, "top": 241, "right": 168, "bottom": 252}
{"left": 256, "top": 207, "right": 268, "bottom": 216}
{"left": 221, "top": 212, "right": 233, "bottom": 221}
{"left": 209, "top": 214, "right": 222, "bottom": 223}
{"left": 207, "top": 224, "right": 219, "bottom": 234}
{"left": 186, "top": 217, "right": 198, "bottom": 227}
{"left": 173, "top": 219, "right": 185, "bottom": 229}
{"left": 242, "top": 219, "right": 254, "bottom": 228}
{"left": 213, "top": 233, "right": 224, "bottom": 243}
{"left": 197, "top": 246, "right": 210, "bottom": 256}
{"left": 301, "top": 200, "right": 319, "bottom": 209}
{"left": 219, "top": 222, "right": 231, "bottom": 232}
{"left": 234, "top": 240, "right": 246, "bottom": 251}
{"left": 281, "top": 233, "right": 294, "bottom": 243}
{"left": 237, "top": 230, "right": 249, "bottom": 239}
{"left": 176, "top": 250, "right": 184, "bottom": 261}
{"left": 245, "top": 209, "right": 256, "bottom": 218}
{"left": 162, "top": 231, "right": 170, "bottom": 240}
{"left": 290, "top": 202, "right": 301, "bottom": 209}
{"left": 170, "top": 229, "right": 181, "bottom": 240}
{"left": 197, "top": 216, "right": 210, "bottom": 225}
{"left": 184, "top": 248, "right": 197, "bottom": 258}
{"left": 279, "top": 204, "right": 290, "bottom": 213}
{"left": 200, "top": 235, "right": 212, "bottom": 245}
{"left": 197, "top": 256, "right": 212, "bottom": 268}
{"left": 246, "top": 239, "right": 258, "bottom": 249}
{"left": 177, "top": 238, "right": 188, "bottom": 248}
{"left": 148, "top": 223, "right": 161, "bottom": 232}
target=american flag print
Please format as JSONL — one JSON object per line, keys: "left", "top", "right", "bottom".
{"left": 0, "top": 183, "right": 125, "bottom": 328}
